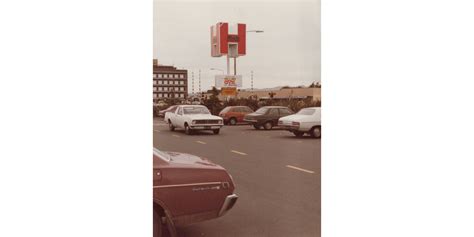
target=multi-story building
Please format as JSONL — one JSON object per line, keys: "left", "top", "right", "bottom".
{"left": 153, "top": 59, "right": 188, "bottom": 103}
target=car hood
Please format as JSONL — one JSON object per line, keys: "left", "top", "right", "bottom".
{"left": 166, "top": 151, "right": 221, "bottom": 168}
{"left": 184, "top": 114, "right": 223, "bottom": 120}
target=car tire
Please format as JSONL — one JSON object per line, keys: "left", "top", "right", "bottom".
{"left": 229, "top": 117, "right": 237, "bottom": 126}
{"left": 263, "top": 121, "right": 273, "bottom": 130}
{"left": 168, "top": 121, "right": 175, "bottom": 131}
{"left": 213, "top": 129, "right": 220, "bottom": 135}
{"left": 153, "top": 208, "right": 163, "bottom": 237}
{"left": 310, "top": 126, "right": 321, "bottom": 138}
{"left": 253, "top": 125, "right": 261, "bottom": 130}
{"left": 293, "top": 131, "right": 304, "bottom": 137}
{"left": 184, "top": 124, "right": 193, "bottom": 135}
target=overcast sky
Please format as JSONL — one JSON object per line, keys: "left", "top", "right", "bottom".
{"left": 154, "top": 0, "right": 320, "bottom": 92}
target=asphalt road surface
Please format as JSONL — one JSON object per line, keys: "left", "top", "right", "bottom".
{"left": 154, "top": 118, "right": 321, "bottom": 237}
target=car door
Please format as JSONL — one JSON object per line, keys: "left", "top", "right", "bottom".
{"left": 234, "top": 107, "right": 244, "bottom": 122}
{"left": 267, "top": 108, "right": 280, "bottom": 125}
{"left": 175, "top": 107, "right": 184, "bottom": 128}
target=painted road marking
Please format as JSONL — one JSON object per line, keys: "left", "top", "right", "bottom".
{"left": 172, "top": 134, "right": 180, "bottom": 138}
{"left": 286, "top": 165, "right": 315, "bottom": 174}
{"left": 231, "top": 150, "right": 247, "bottom": 156}
{"left": 196, "top": 141, "right": 206, "bottom": 144}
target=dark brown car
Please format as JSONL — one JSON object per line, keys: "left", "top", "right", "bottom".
{"left": 153, "top": 148, "right": 238, "bottom": 237}
{"left": 218, "top": 106, "right": 254, "bottom": 125}
{"left": 243, "top": 106, "right": 294, "bottom": 130}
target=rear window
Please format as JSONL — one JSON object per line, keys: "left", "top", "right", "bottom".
{"left": 221, "top": 107, "right": 232, "bottom": 113}
{"left": 297, "top": 108, "right": 316, "bottom": 115}
{"left": 255, "top": 107, "right": 269, "bottom": 114}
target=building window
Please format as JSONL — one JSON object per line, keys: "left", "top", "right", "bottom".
{"left": 180, "top": 87, "right": 184, "bottom": 91}
{"left": 153, "top": 81, "right": 157, "bottom": 85}
{"left": 174, "top": 87, "right": 179, "bottom": 91}
{"left": 153, "top": 74, "right": 157, "bottom": 78}
{"left": 179, "top": 81, "right": 184, "bottom": 85}
{"left": 153, "top": 87, "right": 157, "bottom": 92}
{"left": 153, "top": 94, "right": 157, "bottom": 98}
{"left": 158, "top": 87, "right": 162, "bottom": 91}
{"left": 158, "top": 74, "right": 163, "bottom": 79}
{"left": 180, "top": 74, "right": 184, "bottom": 79}
{"left": 164, "top": 87, "right": 168, "bottom": 91}
{"left": 158, "top": 80, "right": 162, "bottom": 85}
{"left": 164, "top": 93, "right": 168, "bottom": 97}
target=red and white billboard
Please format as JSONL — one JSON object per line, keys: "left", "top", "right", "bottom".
{"left": 211, "top": 22, "right": 246, "bottom": 57}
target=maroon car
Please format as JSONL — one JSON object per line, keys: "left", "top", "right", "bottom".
{"left": 153, "top": 148, "right": 238, "bottom": 237}
{"left": 218, "top": 106, "right": 254, "bottom": 125}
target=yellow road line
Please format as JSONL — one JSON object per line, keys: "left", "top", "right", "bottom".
{"left": 196, "top": 141, "right": 206, "bottom": 144}
{"left": 286, "top": 165, "right": 315, "bottom": 174}
{"left": 231, "top": 150, "right": 247, "bottom": 156}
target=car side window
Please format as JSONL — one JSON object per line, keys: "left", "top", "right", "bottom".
{"left": 177, "top": 108, "right": 183, "bottom": 115}
{"left": 235, "top": 107, "right": 243, "bottom": 113}
{"left": 245, "top": 107, "right": 253, "bottom": 113}
{"left": 279, "top": 108, "right": 292, "bottom": 116}
{"left": 268, "top": 108, "right": 279, "bottom": 116}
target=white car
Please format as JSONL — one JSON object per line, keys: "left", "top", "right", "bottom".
{"left": 278, "top": 107, "right": 321, "bottom": 138}
{"left": 165, "top": 105, "right": 224, "bottom": 135}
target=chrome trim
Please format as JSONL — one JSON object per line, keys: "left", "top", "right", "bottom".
{"left": 153, "top": 182, "right": 222, "bottom": 189}
{"left": 218, "top": 194, "right": 238, "bottom": 217}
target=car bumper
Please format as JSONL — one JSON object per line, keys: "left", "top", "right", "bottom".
{"left": 279, "top": 124, "right": 301, "bottom": 131}
{"left": 189, "top": 125, "right": 223, "bottom": 130}
{"left": 218, "top": 194, "right": 238, "bottom": 217}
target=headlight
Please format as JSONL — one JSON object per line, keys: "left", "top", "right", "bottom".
{"left": 192, "top": 120, "right": 196, "bottom": 125}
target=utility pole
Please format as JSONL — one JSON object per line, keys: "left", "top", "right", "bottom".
{"left": 251, "top": 70, "right": 254, "bottom": 91}
{"left": 192, "top": 71, "right": 194, "bottom": 94}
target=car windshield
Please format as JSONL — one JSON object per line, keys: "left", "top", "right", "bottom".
{"left": 153, "top": 148, "right": 171, "bottom": 161}
{"left": 183, "top": 107, "right": 210, "bottom": 115}
{"left": 297, "top": 108, "right": 316, "bottom": 115}
{"left": 254, "top": 107, "right": 269, "bottom": 114}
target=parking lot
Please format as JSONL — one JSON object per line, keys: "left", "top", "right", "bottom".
{"left": 154, "top": 118, "right": 320, "bottom": 237}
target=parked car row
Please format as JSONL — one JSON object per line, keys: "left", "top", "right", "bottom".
{"left": 163, "top": 105, "right": 321, "bottom": 138}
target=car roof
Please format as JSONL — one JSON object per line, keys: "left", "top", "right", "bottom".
{"left": 261, "top": 106, "right": 289, "bottom": 108}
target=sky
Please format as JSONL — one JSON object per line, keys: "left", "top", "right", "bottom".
{"left": 154, "top": 0, "right": 320, "bottom": 92}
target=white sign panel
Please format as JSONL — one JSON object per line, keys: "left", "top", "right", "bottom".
{"left": 215, "top": 75, "right": 242, "bottom": 88}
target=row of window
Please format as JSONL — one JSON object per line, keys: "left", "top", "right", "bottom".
{"left": 153, "top": 80, "right": 185, "bottom": 85}
{"left": 153, "top": 87, "right": 185, "bottom": 92}
{"left": 153, "top": 73, "right": 185, "bottom": 79}
{"left": 153, "top": 93, "right": 185, "bottom": 98}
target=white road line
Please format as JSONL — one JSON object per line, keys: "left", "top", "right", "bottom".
{"left": 286, "top": 165, "right": 315, "bottom": 174}
{"left": 172, "top": 134, "right": 180, "bottom": 138}
{"left": 196, "top": 141, "right": 206, "bottom": 144}
{"left": 231, "top": 150, "right": 247, "bottom": 156}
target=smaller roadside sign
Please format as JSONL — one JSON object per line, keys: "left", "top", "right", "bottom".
{"left": 220, "top": 87, "right": 237, "bottom": 96}
{"left": 215, "top": 75, "right": 242, "bottom": 88}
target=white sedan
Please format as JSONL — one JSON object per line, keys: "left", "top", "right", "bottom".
{"left": 165, "top": 105, "right": 224, "bottom": 135}
{"left": 278, "top": 107, "right": 321, "bottom": 138}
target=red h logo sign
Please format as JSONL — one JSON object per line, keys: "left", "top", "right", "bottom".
{"left": 211, "top": 22, "right": 246, "bottom": 57}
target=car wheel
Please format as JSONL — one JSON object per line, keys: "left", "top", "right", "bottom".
{"left": 253, "top": 125, "right": 261, "bottom": 130}
{"left": 184, "top": 124, "right": 192, "bottom": 135}
{"left": 153, "top": 208, "right": 162, "bottom": 237}
{"left": 263, "top": 121, "right": 273, "bottom": 130}
{"left": 168, "top": 121, "right": 175, "bottom": 131}
{"left": 213, "top": 129, "right": 220, "bottom": 134}
{"left": 293, "top": 131, "right": 304, "bottom": 137}
{"left": 311, "top": 126, "right": 321, "bottom": 138}
{"left": 229, "top": 117, "right": 237, "bottom": 126}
